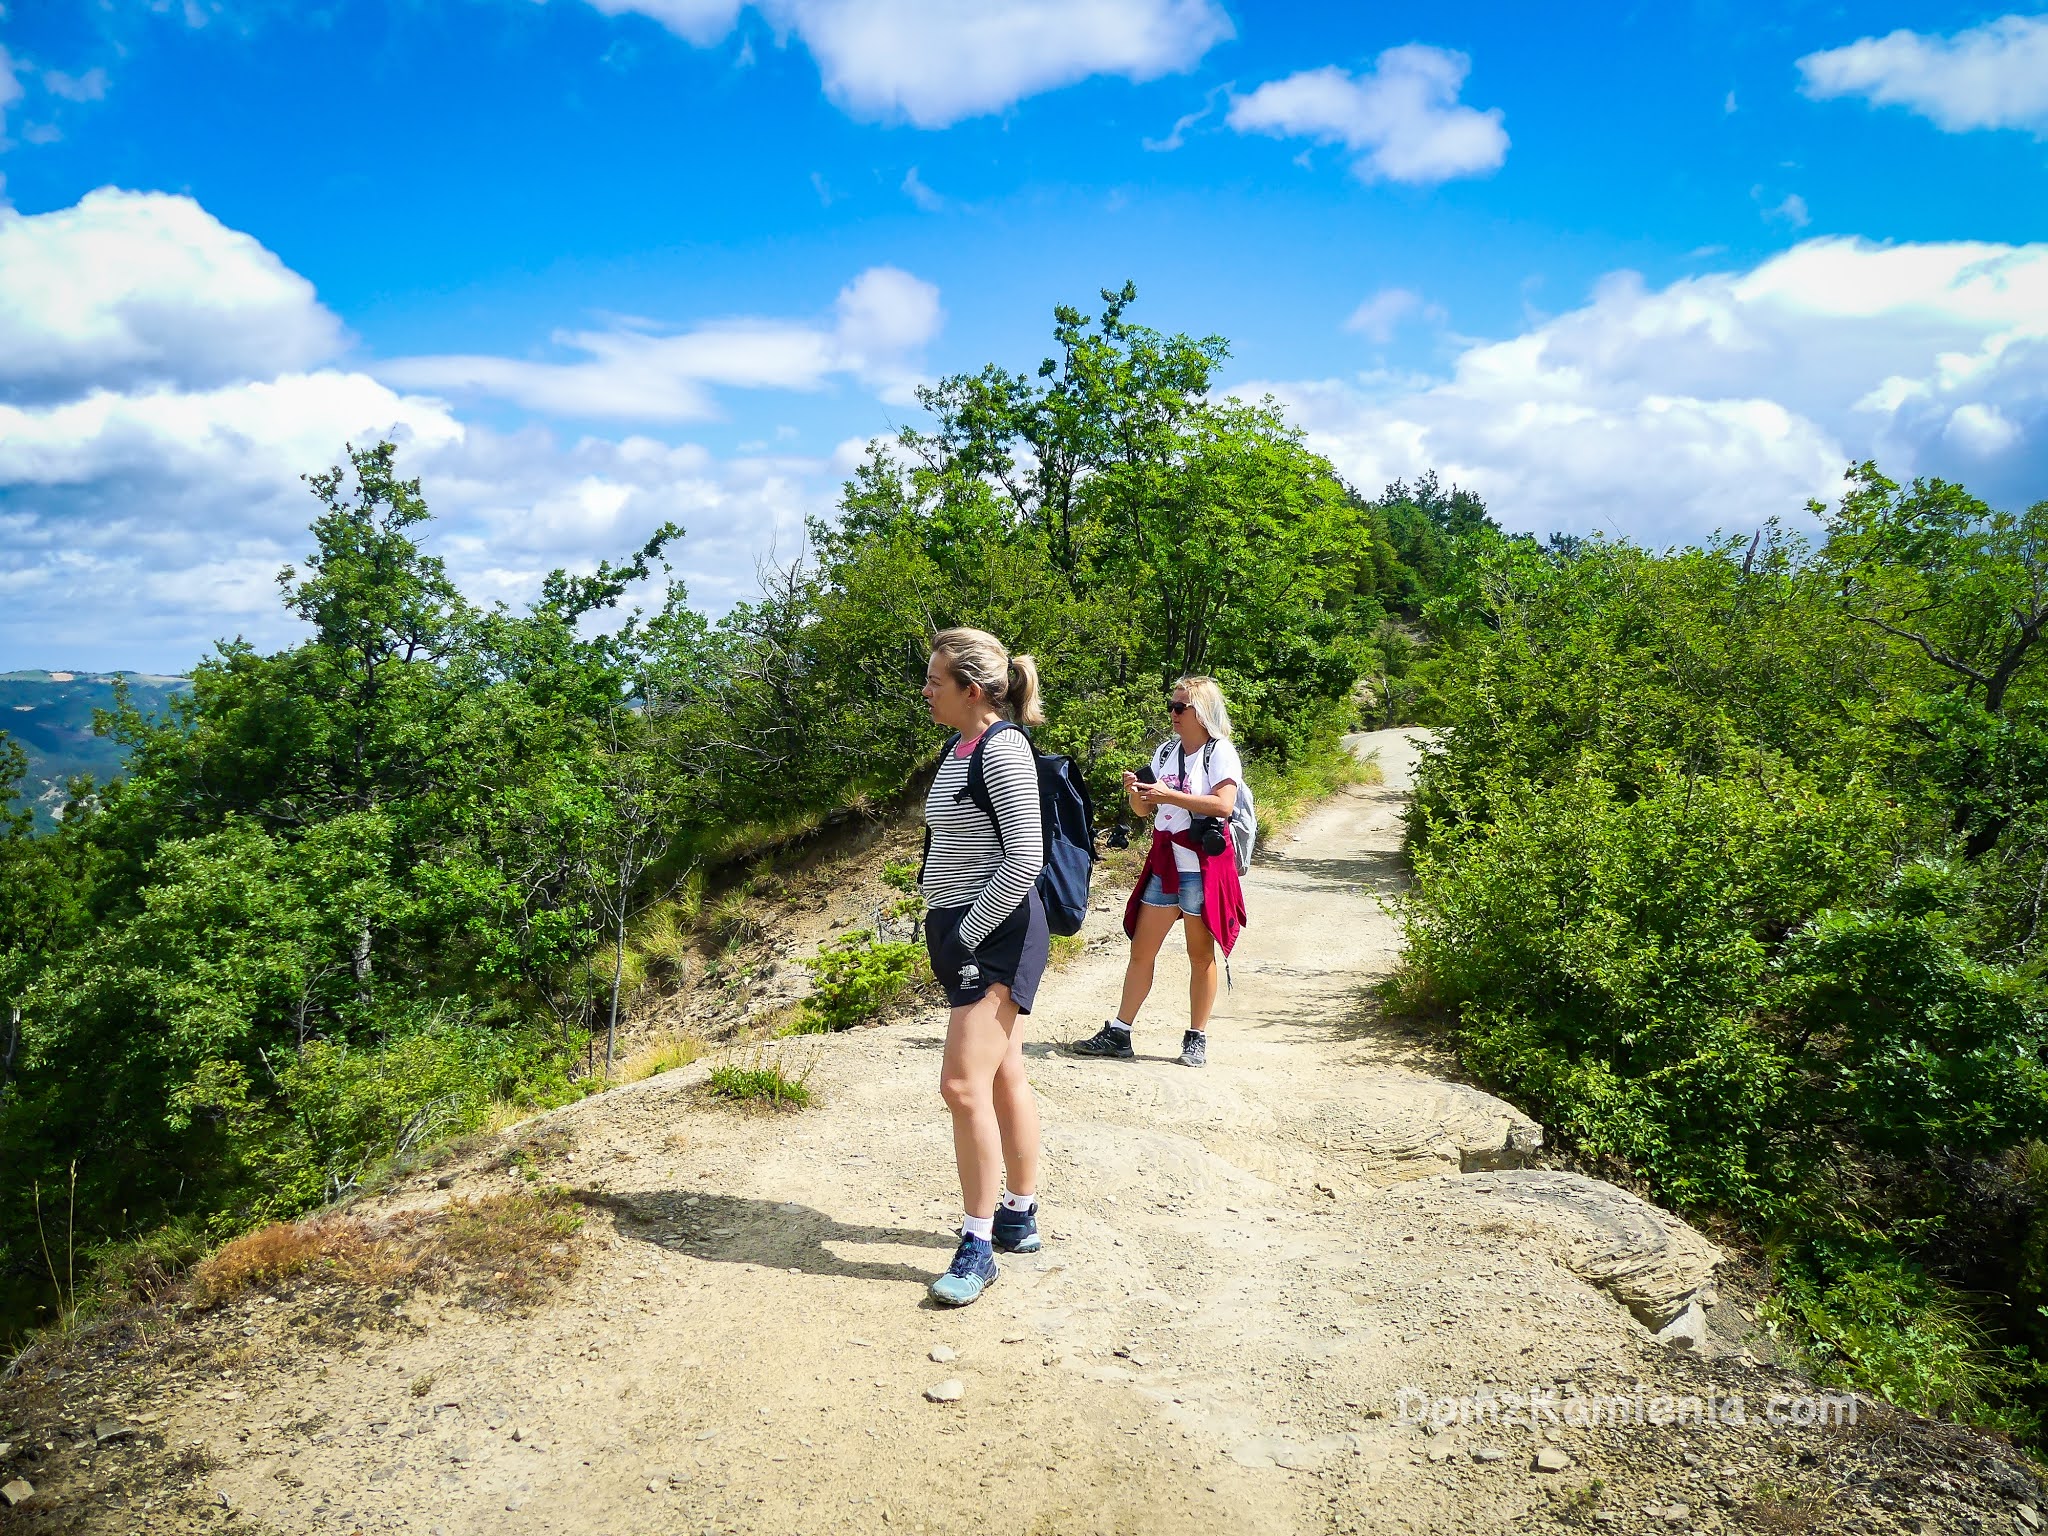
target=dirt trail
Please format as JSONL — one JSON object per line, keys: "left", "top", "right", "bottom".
{"left": 172, "top": 732, "right": 1776, "bottom": 1535}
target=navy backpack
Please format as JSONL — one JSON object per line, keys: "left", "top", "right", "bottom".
{"left": 927, "top": 720, "right": 1097, "bottom": 937}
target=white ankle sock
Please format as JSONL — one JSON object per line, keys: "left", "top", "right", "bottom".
{"left": 1108, "top": 1018, "right": 1131, "bottom": 1034}
{"left": 999, "top": 1190, "right": 1035, "bottom": 1211}
{"left": 961, "top": 1213, "right": 994, "bottom": 1241}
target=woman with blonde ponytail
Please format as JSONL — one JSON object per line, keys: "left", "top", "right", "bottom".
{"left": 917, "top": 627, "right": 1049, "bottom": 1306}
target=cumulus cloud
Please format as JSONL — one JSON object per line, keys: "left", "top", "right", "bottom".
{"left": 380, "top": 265, "right": 941, "bottom": 421}
{"left": 1239, "top": 238, "right": 2048, "bottom": 546}
{"left": 0, "top": 189, "right": 344, "bottom": 403}
{"left": 0, "top": 189, "right": 907, "bottom": 670}
{"left": 574, "top": 0, "right": 1232, "bottom": 126}
{"left": 1798, "top": 13, "right": 2048, "bottom": 135}
{"left": 1227, "top": 46, "right": 1508, "bottom": 185}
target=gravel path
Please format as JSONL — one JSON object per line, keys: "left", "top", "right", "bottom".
{"left": 177, "top": 729, "right": 1753, "bottom": 1536}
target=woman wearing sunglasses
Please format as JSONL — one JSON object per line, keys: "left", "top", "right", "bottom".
{"left": 1070, "top": 676, "right": 1247, "bottom": 1068}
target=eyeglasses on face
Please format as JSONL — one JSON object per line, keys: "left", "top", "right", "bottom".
{"left": 1169, "top": 700, "right": 1191, "bottom": 714}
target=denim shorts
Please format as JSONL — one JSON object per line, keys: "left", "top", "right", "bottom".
{"left": 1139, "top": 870, "right": 1206, "bottom": 916}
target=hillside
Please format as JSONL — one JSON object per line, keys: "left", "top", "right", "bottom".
{"left": 3, "top": 732, "right": 2037, "bottom": 1535}
{"left": 0, "top": 670, "right": 189, "bottom": 831}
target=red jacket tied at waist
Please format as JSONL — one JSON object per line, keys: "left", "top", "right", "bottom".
{"left": 1122, "top": 827, "right": 1246, "bottom": 957}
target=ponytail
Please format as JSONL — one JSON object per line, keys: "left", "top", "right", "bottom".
{"left": 1006, "top": 654, "right": 1045, "bottom": 726}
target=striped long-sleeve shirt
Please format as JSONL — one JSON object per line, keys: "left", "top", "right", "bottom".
{"left": 920, "top": 725, "right": 1043, "bottom": 951}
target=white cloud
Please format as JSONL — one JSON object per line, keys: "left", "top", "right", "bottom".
{"left": 42, "top": 67, "right": 108, "bottom": 102}
{"left": 1238, "top": 237, "right": 2048, "bottom": 545}
{"left": 1798, "top": 13, "right": 2048, "bottom": 134}
{"left": 574, "top": 0, "right": 1232, "bottom": 126}
{"left": 901, "top": 165, "right": 944, "bottom": 212}
{"left": 0, "top": 188, "right": 344, "bottom": 403}
{"left": 380, "top": 265, "right": 941, "bottom": 421}
{"left": 0, "top": 45, "right": 22, "bottom": 141}
{"left": 1344, "top": 287, "right": 1442, "bottom": 343}
{"left": 1761, "top": 191, "right": 1810, "bottom": 228}
{"left": 0, "top": 189, "right": 884, "bottom": 670}
{"left": 582, "top": 0, "right": 742, "bottom": 47}
{"left": 1227, "top": 46, "right": 1508, "bottom": 185}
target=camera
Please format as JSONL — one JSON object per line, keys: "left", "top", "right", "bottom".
{"left": 1191, "top": 815, "right": 1229, "bottom": 857}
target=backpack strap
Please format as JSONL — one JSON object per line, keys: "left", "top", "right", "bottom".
{"left": 956, "top": 719, "right": 1020, "bottom": 849}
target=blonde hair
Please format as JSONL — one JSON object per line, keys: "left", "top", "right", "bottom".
{"left": 931, "top": 627, "right": 1045, "bottom": 725}
{"left": 1173, "top": 675, "right": 1233, "bottom": 740}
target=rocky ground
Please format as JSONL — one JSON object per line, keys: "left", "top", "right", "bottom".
{"left": 4, "top": 729, "right": 2043, "bottom": 1535}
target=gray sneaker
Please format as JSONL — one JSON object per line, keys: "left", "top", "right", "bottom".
{"left": 1070, "top": 1022, "right": 1135, "bottom": 1059}
{"left": 1179, "top": 1030, "right": 1207, "bottom": 1068}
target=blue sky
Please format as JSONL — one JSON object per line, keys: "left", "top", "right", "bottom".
{"left": 1, "top": 1, "right": 2044, "bottom": 671}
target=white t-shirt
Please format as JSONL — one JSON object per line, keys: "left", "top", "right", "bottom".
{"left": 1151, "top": 735, "right": 1244, "bottom": 873}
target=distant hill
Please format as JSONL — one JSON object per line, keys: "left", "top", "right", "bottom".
{"left": 0, "top": 669, "right": 191, "bottom": 832}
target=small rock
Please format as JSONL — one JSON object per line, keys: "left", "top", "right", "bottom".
{"left": 645, "top": 1481, "right": 660, "bottom": 1493}
{"left": 1425, "top": 1432, "right": 1459, "bottom": 1463}
{"left": 1660, "top": 1505, "right": 1692, "bottom": 1525}
{"left": 924, "top": 1379, "right": 965, "bottom": 1403}
{"left": 1, "top": 1479, "right": 32, "bottom": 1507}
{"left": 1534, "top": 1447, "right": 1572, "bottom": 1473}
{"left": 1473, "top": 1447, "right": 1505, "bottom": 1463}
{"left": 999, "top": 1332, "right": 1028, "bottom": 1344}
{"left": 436, "top": 1174, "right": 456, "bottom": 1189}
{"left": 1682, "top": 1451, "right": 1701, "bottom": 1467}
{"left": 929, "top": 1345, "right": 958, "bottom": 1363}
{"left": 2021, "top": 1508, "right": 2043, "bottom": 1532}
{"left": 93, "top": 1420, "right": 135, "bottom": 1445}
{"left": 510, "top": 1426, "right": 525, "bottom": 1442}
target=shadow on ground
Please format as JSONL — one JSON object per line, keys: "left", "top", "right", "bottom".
{"left": 575, "top": 1190, "right": 952, "bottom": 1284}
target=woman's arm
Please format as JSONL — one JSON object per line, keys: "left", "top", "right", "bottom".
{"left": 957, "top": 730, "right": 1044, "bottom": 952}
{"left": 1138, "top": 779, "right": 1238, "bottom": 818}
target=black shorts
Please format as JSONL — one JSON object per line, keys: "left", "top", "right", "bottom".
{"left": 925, "top": 891, "right": 1050, "bottom": 1013}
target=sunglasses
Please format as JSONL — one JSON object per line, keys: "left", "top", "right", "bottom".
{"left": 1169, "top": 701, "right": 1191, "bottom": 715}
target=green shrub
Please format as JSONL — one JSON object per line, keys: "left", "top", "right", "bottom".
{"left": 792, "top": 929, "right": 925, "bottom": 1032}
{"left": 1768, "top": 1244, "right": 2043, "bottom": 1436}
{"left": 707, "top": 1053, "right": 813, "bottom": 1108}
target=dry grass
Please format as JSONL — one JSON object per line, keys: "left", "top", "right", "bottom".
{"left": 186, "top": 1188, "right": 583, "bottom": 1310}
{"left": 612, "top": 1027, "right": 705, "bottom": 1083}
{"left": 1746, "top": 1486, "right": 1831, "bottom": 1531}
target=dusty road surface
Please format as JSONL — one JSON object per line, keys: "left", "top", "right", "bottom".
{"left": 167, "top": 730, "right": 1760, "bottom": 1535}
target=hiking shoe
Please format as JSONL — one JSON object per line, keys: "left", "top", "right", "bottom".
{"left": 992, "top": 1200, "right": 1041, "bottom": 1254}
{"left": 1179, "top": 1030, "right": 1207, "bottom": 1068}
{"left": 1069, "top": 1023, "right": 1134, "bottom": 1060}
{"left": 929, "top": 1234, "right": 999, "bottom": 1306}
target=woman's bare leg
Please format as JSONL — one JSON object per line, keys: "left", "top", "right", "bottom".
{"left": 939, "top": 983, "right": 1024, "bottom": 1218}
{"left": 1184, "top": 914, "right": 1219, "bottom": 1033}
{"left": 1115, "top": 900, "right": 1183, "bottom": 1025}
{"left": 991, "top": 1015, "right": 1040, "bottom": 1197}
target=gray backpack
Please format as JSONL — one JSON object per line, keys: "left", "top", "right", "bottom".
{"left": 1174, "top": 740, "right": 1258, "bottom": 876}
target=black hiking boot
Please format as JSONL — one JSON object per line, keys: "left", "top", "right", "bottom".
{"left": 1069, "top": 1022, "right": 1134, "bottom": 1060}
